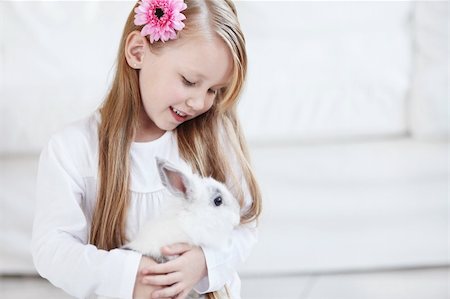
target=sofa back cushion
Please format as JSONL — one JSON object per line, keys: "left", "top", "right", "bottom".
{"left": 236, "top": 1, "right": 413, "bottom": 143}
{"left": 409, "top": 2, "right": 449, "bottom": 141}
{"left": 0, "top": 2, "right": 128, "bottom": 154}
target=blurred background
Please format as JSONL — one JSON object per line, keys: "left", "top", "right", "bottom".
{"left": 0, "top": 0, "right": 448, "bottom": 298}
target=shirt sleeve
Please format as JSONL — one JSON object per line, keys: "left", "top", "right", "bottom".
{"left": 31, "top": 135, "right": 142, "bottom": 299}
{"left": 194, "top": 221, "right": 258, "bottom": 293}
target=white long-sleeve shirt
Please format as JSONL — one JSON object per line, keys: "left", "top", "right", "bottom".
{"left": 31, "top": 112, "right": 257, "bottom": 299}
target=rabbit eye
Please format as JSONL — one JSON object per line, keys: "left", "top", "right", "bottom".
{"left": 213, "top": 196, "right": 223, "bottom": 206}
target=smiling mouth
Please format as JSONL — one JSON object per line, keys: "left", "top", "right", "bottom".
{"left": 170, "top": 106, "right": 190, "bottom": 122}
{"left": 170, "top": 106, "right": 187, "bottom": 117}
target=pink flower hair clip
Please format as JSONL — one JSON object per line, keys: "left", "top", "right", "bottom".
{"left": 134, "top": 0, "right": 187, "bottom": 43}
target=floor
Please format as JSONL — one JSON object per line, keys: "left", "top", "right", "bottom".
{"left": 0, "top": 267, "right": 448, "bottom": 299}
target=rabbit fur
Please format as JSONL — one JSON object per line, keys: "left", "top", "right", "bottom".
{"left": 99, "top": 157, "right": 241, "bottom": 299}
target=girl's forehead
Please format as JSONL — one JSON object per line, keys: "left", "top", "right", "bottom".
{"left": 165, "top": 37, "right": 233, "bottom": 85}
{"left": 165, "top": 37, "right": 227, "bottom": 61}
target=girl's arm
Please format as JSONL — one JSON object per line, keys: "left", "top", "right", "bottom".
{"left": 31, "top": 135, "right": 142, "bottom": 299}
{"left": 193, "top": 215, "right": 258, "bottom": 293}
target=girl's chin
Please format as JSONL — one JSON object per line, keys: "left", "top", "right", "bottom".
{"left": 157, "top": 122, "right": 178, "bottom": 132}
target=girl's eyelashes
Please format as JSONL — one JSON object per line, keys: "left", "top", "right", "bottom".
{"left": 182, "top": 76, "right": 195, "bottom": 87}
{"left": 182, "top": 75, "right": 218, "bottom": 95}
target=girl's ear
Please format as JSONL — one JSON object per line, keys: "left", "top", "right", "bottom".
{"left": 125, "top": 30, "right": 147, "bottom": 69}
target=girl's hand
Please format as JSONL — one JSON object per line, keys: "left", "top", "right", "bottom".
{"left": 141, "top": 243, "right": 207, "bottom": 299}
{"left": 133, "top": 256, "right": 172, "bottom": 299}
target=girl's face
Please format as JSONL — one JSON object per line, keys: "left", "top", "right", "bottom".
{"left": 136, "top": 36, "right": 233, "bottom": 141}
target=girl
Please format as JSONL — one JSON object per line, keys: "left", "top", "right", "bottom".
{"left": 31, "top": 0, "right": 261, "bottom": 299}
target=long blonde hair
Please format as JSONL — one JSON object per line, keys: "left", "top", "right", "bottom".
{"left": 90, "top": 1, "right": 261, "bottom": 296}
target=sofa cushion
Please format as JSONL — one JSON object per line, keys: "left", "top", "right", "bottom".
{"left": 0, "top": 2, "right": 129, "bottom": 154}
{"left": 236, "top": 1, "right": 412, "bottom": 142}
{"left": 0, "top": 156, "right": 38, "bottom": 274}
{"left": 240, "top": 139, "right": 449, "bottom": 274}
{"left": 409, "top": 2, "right": 449, "bottom": 141}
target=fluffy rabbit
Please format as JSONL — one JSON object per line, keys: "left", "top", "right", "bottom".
{"left": 99, "top": 157, "right": 241, "bottom": 299}
{"left": 126, "top": 157, "right": 241, "bottom": 259}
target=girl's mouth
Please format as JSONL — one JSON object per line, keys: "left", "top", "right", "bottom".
{"left": 170, "top": 106, "right": 188, "bottom": 122}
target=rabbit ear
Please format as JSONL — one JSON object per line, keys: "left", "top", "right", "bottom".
{"left": 156, "top": 157, "right": 192, "bottom": 199}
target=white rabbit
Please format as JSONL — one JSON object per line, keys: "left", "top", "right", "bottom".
{"left": 125, "top": 157, "right": 241, "bottom": 261}
{"left": 99, "top": 157, "right": 241, "bottom": 299}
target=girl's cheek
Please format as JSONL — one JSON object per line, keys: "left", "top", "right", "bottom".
{"left": 172, "top": 86, "right": 187, "bottom": 102}
{"left": 205, "top": 98, "right": 215, "bottom": 111}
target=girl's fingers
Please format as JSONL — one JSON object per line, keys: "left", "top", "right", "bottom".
{"left": 151, "top": 282, "right": 183, "bottom": 299}
{"left": 143, "top": 259, "right": 177, "bottom": 274}
{"left": 143, "top": 244, "right": 196, "bottom": 275}
{"left": 161, "top": 243, "right": 192, "bottom": 256}
{"left": 174, "top": 289, "right": 190, "bottom": 299}
{"left": 142, "top": 272, "right": 181, "bottom": 286}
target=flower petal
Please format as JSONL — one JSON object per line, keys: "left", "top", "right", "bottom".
{"left": 134, "top": 0, "right": 186, "bottom": 43}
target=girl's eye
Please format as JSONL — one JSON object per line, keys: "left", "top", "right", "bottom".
{"left": 182, "top": 75, "right": 218, "bottom": 95}
{"left": 182, "top": 76, "right": 195, "bottom": 87}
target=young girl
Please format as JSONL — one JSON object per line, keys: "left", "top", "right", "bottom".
{"left": 31, "top": 0, "right": 261, "bottom": 299}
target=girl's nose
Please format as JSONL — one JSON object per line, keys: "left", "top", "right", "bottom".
{"left": 186, "top": 93, "right": 206, "bottom": 111}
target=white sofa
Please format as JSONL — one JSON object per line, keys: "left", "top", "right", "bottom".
{"left": 0, "top": 1, "right": 448, "bottom": 276}
{"left": 235, "top": 1, "right": 449, "bottom": 274}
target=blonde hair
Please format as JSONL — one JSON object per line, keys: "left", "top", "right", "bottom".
{"left": 90, "top": 1, "right": 262, "bottom": 296}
